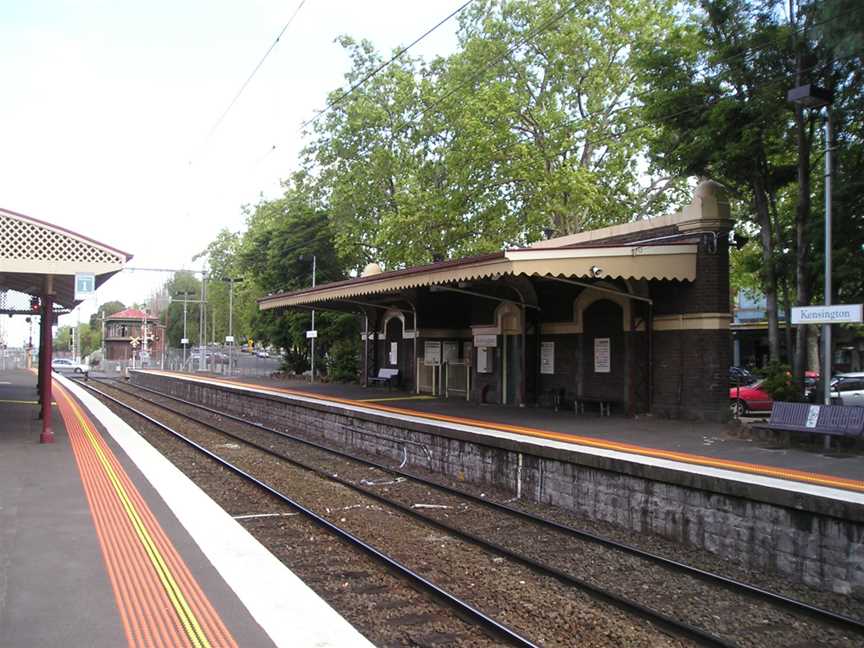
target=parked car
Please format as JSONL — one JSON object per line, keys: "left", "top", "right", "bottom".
{"left": 729, "top": 380, "right": 772, "bottom": 416}
{"left": 729, "top": 366, "right": 757, "bottom": 386}
{"left": 830, "top": 372, "right": 864, "bottom": 406}
{"left": 255, "top": 349, "right": 269, "bottom": 358}
{"left": 51, "top": 358, "right": 89, "bottom": 374}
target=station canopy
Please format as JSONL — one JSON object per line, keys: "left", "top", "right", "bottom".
{"left": 259, "top": 241, "right": 697, "bottom": 311}
{"left": 0, "top": 207, "right": 132, "bottom": 312}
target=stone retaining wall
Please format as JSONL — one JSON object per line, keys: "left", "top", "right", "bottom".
{"left": 132, "top": 371, "right": 864, "bottom": 596}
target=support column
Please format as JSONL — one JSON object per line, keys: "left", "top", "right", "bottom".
{"left": 40, "top": 288, "right": 55, "bottom": 443}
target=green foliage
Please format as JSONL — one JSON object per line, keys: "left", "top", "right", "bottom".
{"left": 756, "top": 362, "right": 800, "bottom": 402}
{"left": 89, "top": 301, "right": 125, "bottom": 328}
{"left": 160, "top": 271, "right": 202, "bottom": 347}
{"left": 303, "top": 1, "right": 685, "bottom": 269}
{"left": 53, "top": 322, "right": 101, "bottom": 358}
{"left": 326, "top": 338, "right": 360, "bottom": 383}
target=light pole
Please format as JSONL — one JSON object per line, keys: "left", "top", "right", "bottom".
{"left": 220, "top": 277, "right": 244, "bottom": 375}
{"left": 298, "top": 255, "right": 317, "bottom": 382}
{"left": 175, "top": 291, "right": 195, "bottom": 369}
{"left": 787, "top": 84, "right": 834, "bottom": 404}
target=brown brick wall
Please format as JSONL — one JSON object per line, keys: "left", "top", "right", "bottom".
{"left": 653, "top": 329, "right": 730, "bottom": 421}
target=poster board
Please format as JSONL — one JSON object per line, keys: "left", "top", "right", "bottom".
{"left": 389, "top": 342, "right": 398, "bottom": 365}
{"left": 424, "top": 341, "right": 442, "bottom": 365}
{"left": 540, "top": 341, "right": 555, "bottom": 374}
{"left": 443, "top": 341, "right": 459, "bottom": 364}
{"left": 477, "top": 347, "right": 492, "bottom": 373}
{"left": 594, "top": 337, "right": 610, "bottom": 373}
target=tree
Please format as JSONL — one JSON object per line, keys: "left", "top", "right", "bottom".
{"left": 304, "top": 1, "right": 685, "bottom": 269}
{"left": 637, "top": 0, "right": 798, "bottom": 363}
{"left": 160, "top": 272, "right": 202, "bottom": 347}
{"left": 235, "top": 178, "right": 356, "bottom": 370}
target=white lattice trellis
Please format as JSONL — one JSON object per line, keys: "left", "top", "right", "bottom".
{"left": 0, "top": 212, "right": 123, "bottom": 265}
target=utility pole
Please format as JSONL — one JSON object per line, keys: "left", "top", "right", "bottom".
{"left": 175, "top": 291, "right": 195, "bottom": 369}
{"left": 198, "top": 272, "right": 207, "bottom": 372}
{"left": 221, "top": 277, "right": 244, "bottom": 376}
{"left": 311, "top": 256, "right": 317, "bottom": 382}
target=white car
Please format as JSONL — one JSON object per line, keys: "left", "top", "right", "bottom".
{"left": 51, "top": 358, "right": 89, "bottom": 374}
{"left": 831, "top": 372, "right": 864, "bottom": 407}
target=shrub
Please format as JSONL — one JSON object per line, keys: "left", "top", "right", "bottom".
{"left": 757, "top": 361, "right": 800, "bottom": 402}
{"left": 281, "top": 348, "right": 309, "bottom": 375}
{"left": 326, "top": 338, "right": 359, "bottom": 383}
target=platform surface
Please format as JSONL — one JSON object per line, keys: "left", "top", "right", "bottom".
{"left": 134, "top": 370, "right": 864, "bottom": 503}
{"left": 0, "top": 369, "right": 373, "bottom": 648}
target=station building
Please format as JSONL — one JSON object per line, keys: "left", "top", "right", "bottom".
{"left": 103, "top": 307, "right": 165, "bottom": 363}
{"left": 259, "top": 181, "right": 733, "bottom": 421}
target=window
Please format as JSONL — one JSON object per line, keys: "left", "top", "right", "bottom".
{"left": 836, "top": 379, "right": 864, "bottom": 393}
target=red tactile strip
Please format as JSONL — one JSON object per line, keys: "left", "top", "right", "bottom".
{"left": 53, "top": 379, "right": 238, "bottom": 648}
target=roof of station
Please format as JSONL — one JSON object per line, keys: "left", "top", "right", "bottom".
{"left": 0, "top": 207, "right": 132, "bottom": 309}
{"left": 257, "top": 179, "right": 732, "bottom": 312}
{"left": 106, "top": 308, "right": 157, "bottom": 321}
{"left": 258, "top": 241, "right": 698, "bottom": 310}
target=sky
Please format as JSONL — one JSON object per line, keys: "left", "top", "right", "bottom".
{"left": 0, "top": 0, "right": 467, "bottom": 347}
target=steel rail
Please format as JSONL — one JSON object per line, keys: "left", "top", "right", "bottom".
{"left": 89, "top": 378, "right": 735, "bottom": 647}
{"left": 94, "top": 377, "right": 864, "bottom": 636}
{"left": 75, "top": 380, "right": 539, "bottom": 648}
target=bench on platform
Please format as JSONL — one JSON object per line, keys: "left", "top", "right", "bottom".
{"left": 752, "top": 401, "right": 864, "bottom": 448}
{"left": 574, "top": 397, "right": 618, "bottom": 417}
{"left": 368, "top": 368, "right": 400, "bottom": 390}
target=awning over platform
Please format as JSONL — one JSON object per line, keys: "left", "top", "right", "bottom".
{"left": 258, "top": 242, "right": 697, "bottom": 310}
{"left": 0, "top": 207, "right": 132, "bottom": 308}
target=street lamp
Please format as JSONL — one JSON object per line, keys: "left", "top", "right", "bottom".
{"left": 174, "top": 291, "right": 195, "bottom": 369}
{"left": 300, "top": 255, "right": 317, "bottom": 382}
{"left": 787, "top": 83, "right": 834, "bottom": 404}
{"left": 220, "top": 277, "right": 243, "bottom": 375}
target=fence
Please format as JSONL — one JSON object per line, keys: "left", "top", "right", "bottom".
{"left": 0, "top": 349, "right": 27, "bottom": 370}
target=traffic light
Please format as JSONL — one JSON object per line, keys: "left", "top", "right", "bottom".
{"left": 30, "top": 296, "right": 40, "bottom": 313}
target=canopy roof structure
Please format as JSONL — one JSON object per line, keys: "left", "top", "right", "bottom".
{"left": 258, "top": 241, "right": 697, "bottom": 310}
{"left": 0, "top": 207, "right": 132, "bottom": 310}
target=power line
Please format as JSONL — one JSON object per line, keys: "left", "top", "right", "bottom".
{"left": 208, "top": 0, "right": 308, "bottom": 140}
{"left": 300, "top": 0, "right": 475, "bottom": 132}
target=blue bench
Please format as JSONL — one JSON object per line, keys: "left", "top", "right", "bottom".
{"left": 752, "top": 401, "right": 864, "bottom": 448}
{"left": 368, "top": 368, "right": 400, "bottom": 390}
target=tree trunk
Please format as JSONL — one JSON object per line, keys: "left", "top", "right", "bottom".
{"left": 792, "top": 85, "right": 812, "bottom": 396}
{"left": 753, "top": 179, "right": 781, "bottom": 363}
{"left": 807, "top": 324, "right": 820, "bottom": 371}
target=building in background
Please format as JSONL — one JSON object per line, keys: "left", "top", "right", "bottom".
{"left": 103, "top": 308, "right": 165, "bottom": 366}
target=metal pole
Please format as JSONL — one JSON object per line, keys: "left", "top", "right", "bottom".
{"left": 228, "top": 278, "right": 234, "bottom": 375}
{"left": 182, "top": 294, "right": 188, "bottom": 368}
{"left": 199, "top": 273, "right": 206, "bottom": 372}
{"left": 311, "top": 255, "right": 316, "bottom": 383}
{"left": 363, "top": 313, "right": 369, "bottom": 387}
{"left": 823, "top": 110, "right": 833, "bottom": 405}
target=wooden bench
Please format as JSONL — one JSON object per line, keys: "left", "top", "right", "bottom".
{"left": 368, "top": 368, "right": 400, "bottom": 390}
{"left": 574, "top": 397, "right": 618, "bottom": 417}
{"left": 752, "top": 401, "right": 864, "bottom": 448}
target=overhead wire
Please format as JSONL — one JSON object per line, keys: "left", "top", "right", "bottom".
{"left": 300, "top": 0, "right": 475, "bottom": 132}
{"left": 207, "top": 0, "right": 308, "bottom": 140}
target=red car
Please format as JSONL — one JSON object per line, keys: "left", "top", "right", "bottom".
{"left": 729, "top": 380, "right": 772, "bottom": 416}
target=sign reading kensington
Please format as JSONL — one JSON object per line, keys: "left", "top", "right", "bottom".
{"left": 791, "top": 304, "right": 863, "bottom": 325}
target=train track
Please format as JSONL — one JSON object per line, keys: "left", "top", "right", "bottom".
{"left": 78, "top": 377, "right": 864, "bottom": 647}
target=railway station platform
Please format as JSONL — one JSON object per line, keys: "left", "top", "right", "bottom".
{"left": 126, "top": 369, "right": 864, "bottom": 596}
{"left": 138, "top": 370, "right": 864, "bottom": 494}
{"left": 0, "top": 369, "right": 373, "bottom": 648}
